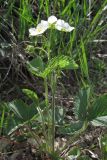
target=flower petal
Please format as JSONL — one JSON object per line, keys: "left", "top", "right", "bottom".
{"left": 36, "top": 23, "right": 48, "bottom": 34}
{"left": 55, "top": 19, "right": 64, "bottom": 31}
{"left": 48, "top": 15, "right": 57, "bottom": 24}
{"left": 67, "top": 26, "right": 75, "bottom": 32}
{"left": 29, "top": 21, "right": 49, "bottom": 36}
{"left": 41, "top": 20, "right": 49, "bottom": 28}
{"left": 63, "top": 22, "right": 75, "bottom": 32}
{"left": 29, "top": 28, "right": 38, "bottom": 36}
{"left": 56, "top": 19, "right": 65, "bottom": 26}
{"left": 55, "top": 19, "right": 74, "bottom": 32}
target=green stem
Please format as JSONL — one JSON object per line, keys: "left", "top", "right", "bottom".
{"left": 44, "top": 78, "right": 49, "bottom": 107}
{"left": 44, "top": 77, "right": 51, "bottom": 152}
{"left": 0, "top": 107, "right": 5, "bottom": 136}
{"left": 51, "top": 72, "right": 57, "bottom": 153}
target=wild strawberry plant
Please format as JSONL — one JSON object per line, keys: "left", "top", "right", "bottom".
{"left": 2, "top": 14, "right": 107, "bottom": 159}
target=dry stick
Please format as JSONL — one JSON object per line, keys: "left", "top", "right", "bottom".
{"left": 60, "top": 139, "right": 81, "bottom": 157}
{"left": 60, "top": 121, "right": 88, "bottom": 157}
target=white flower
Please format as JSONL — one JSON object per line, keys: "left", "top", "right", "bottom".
{"left": 55, "top": 19, "right": 65, "bottom": 31}
{"left": 55, "top": 19, "right": 74, "bottom": 32}
{"left": 29, "top": 28, "right": 37, "bottom": 36}
{"left": 29, "top": 16, "right": 74, "bottom": 36}
{"left": 48, "top": 15, "right": 57, "bottom": 24}
{"left": 40, "top": 20, "right": 49, "bottom": 28}
{"left": 29, "top": 20, "right": 49, "bottom": 36}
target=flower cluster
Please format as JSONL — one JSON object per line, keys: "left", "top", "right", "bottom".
{"left": 29, "top": 16, "right": 74, "bottom": 36}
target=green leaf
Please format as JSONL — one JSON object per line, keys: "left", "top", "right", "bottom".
{"left": 22, "top": 89, "right": 38, "bottom": 103}
{"left": 49, "top": 152, "right": 64, "bottom": 160}
{"left": 68, "top": 147, "right": 81, "bottom": 158}
{"left": 27, "top": 56, "right": 44, "bottom": 77}
{"left": 25, "top": 45, "right": 35, "bottom": 54}
{"left": 42, "top": 55, "right": 78, "bottom": 78}
{"left": 7, "top": 99, "right": 38, "bottom": 122}
{"left": 5, "top": 116, "right": 22, "bottom": 135}
{"left": 27, "top": 55, "right": 78, "bottom": 78}
{"left": 58, "top": 56, "right": 78, "bottom": 69}
{"left": 74, "top": 87, "right": 90, "bottom": 121}
{"left": 92, "top": 116, "right": 107, "bottom": 127}
{"left": 58, "top": 121, "right": 83, "bottom": 135}
{"left": 88, "top": 94, "right": 107, "bottom": 121}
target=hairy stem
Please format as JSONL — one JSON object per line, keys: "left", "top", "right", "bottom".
{"left": 51, "top": 72, "right": 57, "bottom": 152}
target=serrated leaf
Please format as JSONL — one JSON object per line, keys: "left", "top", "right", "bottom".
{"left": 74, "top": 87, "right": 90, "bottom": 121}
{"left": 7, "top": 100, "right": 38, "bottom": 122}
{"left": 22, "top": 89, "right": 38, "bottom": 103}
{"left": 88, "top": 94, "right": 107, "bottom": 121}
{"left": 58, "top": 121, "right": 83, "bottom": 135}
{"left": 5, "top": 116, "right": 22, "bottom": 135}
{"left": 27, "top": 56, "right": 44, "bottom": 77}
{"left": 58, "top": 56, "right": 78, "bottom": 69}
{"left": 42, "top": 55, "right": 78, "bottom": 78}
{"left": 92, "top": 116, "right": 107, "bottom": 126}
{"left": 27, "top": 55, "right": 78, "bottom": 78}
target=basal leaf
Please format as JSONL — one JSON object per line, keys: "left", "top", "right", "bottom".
{"left": 88, "top": 94, "right": 107, "bottom": 121}
{"left": 92, "top": 116, "right": 107, "bottom": 127}
{"left": 58, "top": 121, "right": 83, "bottom": 135}
{"left": 74, "top": 87, "right": 90, "bottom": 121}
{"left": 5, "top": 116, "right": 22, "bottom": 135}
{"left": 7, "top": 99, "right": 38, "bottom": 122}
